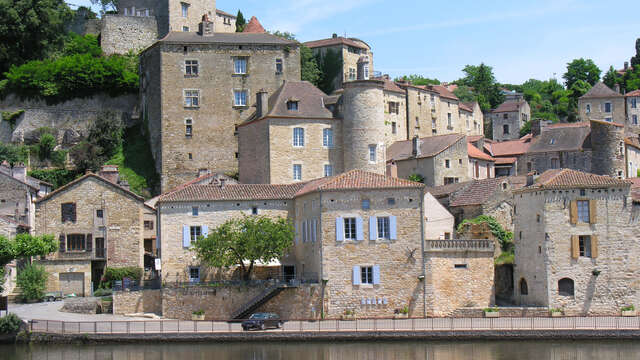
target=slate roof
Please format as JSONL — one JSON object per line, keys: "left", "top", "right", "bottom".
{"left": 468, "top": 143, "right": 494, "bottom": 161}
{"left": 295, "top": 170, "right": 423, "bottom": 196}
{"left": 626, "top": 90, "right": 640, "bottom": 97}
{"left": 449, "top": 178, "right": 509, "bottom": 207}
{"left": 243, "top": 16, "right": 265, "bottom": 33}
{"left": 215, "top": 9, "right": 236, "bottom": 18}
{"left": 387, "top": 134, "right": 465, "bottom": 161}
{"left": 518, "top": 169, "right": 631, "bottom": 192}
{"left": 526, "top": 122, "right": 592, "bottom": 153}
{"left": 0, "top": 170, "right": 39, "bottom": 191}
{"left": 580, "top": 82, "right": 623, "bottom": 99}
{"left": 425, "top": 181, "right": 469, "bottom": 198}
{"left": 156, "top": 32, "right": 296, "bottom": 45}
{"left": 492, "top": 100, "right": 527, "bottom": 113}
{"left": 304, "top": 36, "right": 370, "bottom": 50}
{"left": 36, "top": 173, "right": 146, "bottom": 204}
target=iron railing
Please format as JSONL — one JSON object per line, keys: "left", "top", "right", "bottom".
{"left": 425, "top": 239, "right": 494, "bottom": 252}
{"left": 28, "top": 316, "right": 640, "bottom": 335}
{"left": 164, "top": 275, "right": 319, "bottom": 289}
{"left": 112, "top": 278, "right": 161, "bottom": 292}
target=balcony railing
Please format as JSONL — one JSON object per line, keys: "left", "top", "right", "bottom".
{"left": 425, "top": 239, "right": 494, "bottom": 253}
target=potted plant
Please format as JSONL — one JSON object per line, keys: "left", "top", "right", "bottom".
{"left": 483, "top": 307, "right": 499, "bottom": 318}
{"left": 394, "top": 306, "right": 409, "bottom": 319}
{"left": 192, "top": 310, "right": 205, "bottom": 321}
{"left": 341, "top": 309, "right": 356, "bottom": 320}
{"left": 621, "top": 305, "right": 636, "bottom": 317}
{"left": 550, "top": 308, "right": 563, "bottom": 317}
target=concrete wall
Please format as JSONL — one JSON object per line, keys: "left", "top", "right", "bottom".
{"left": 101, "top": 15, "right": 158, "bottom": 55}
{"left": 113, "top": 289, "right": 162, "bottom": 314}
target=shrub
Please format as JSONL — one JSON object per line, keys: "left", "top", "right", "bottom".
{"left": 17, "top": 264, "right": 48, "bottom": 301}
{"left": 483, "top": 307, "right": 499, "bottom": 313}
{"left": 93, "top": 288, "right": 112, "bottom": 297}
{"left": 102, "top": 267, "right": 143, "bottom": 288}
{"left": 550, "top": 308, "right": 563, "bottom": 314}
{"left": 37, "top": 133, "right": 57, "bottom": 160}
{"left": 28, "top": 168, "right": 81, "bottom": 189}
{"left": 622, "top": 305, "right": 635, "bottom": 312}
{"left": 193, "top": 310, "right": 204, "bottom": 315}
{"left": 0, "top": 142, "right": 29, "bottom": 165}
{"left": 408, "top": 173, "right": 424, "bottom": 183}
{"left": 0, "top": 313, "right": 23, "bottom": 334}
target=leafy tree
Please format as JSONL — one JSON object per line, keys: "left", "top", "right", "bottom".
{"left": 37, "top": 133, "right": 56, "bottom": 161}
{"left": 395, "top": 74, "right": 440, "bottom": 86}
{"left": 28, "top": 168, "right": 80, "bottom": 189}
{"left": 0, "top": 0, "right": 72, "bottom": 74}
{"left": 301, "top": 45, "right": 321, "bottom": 86}
{"left": 562, "top": 58, "right": 601, "bottom": 89}
{"left": 452, "top": 85, "right": 476, "bottom": 103}
{"left": 17, "top": 263, "right": 48, "bottom": 301}
{"left": 236, "top": 10, "right": 246, "bottom": 32}
{"left": 271, "top": 30, "right": 296, "bottom": 41}
{"left": 603, "top": 66, "right": 619, "bottom": 89}
{"left": 70, "top": 141, "right": 102, "bottom": 174}
{"left": 0, "top": 313, "right": 22, "bottom": 334}
{"left": 0, "top": 142, "right": 29, "bottom": 165}
{"left": 631, "top": 38, "right": 640, "bottom": 68}
{"left": 520, "top": 121, "right": 532, "bottom": 137}
{"left": 457, "top": 215, "right": 513, "bottom": 264}
{"left": 316, "top": 48, "right": 342, "bottom": 95}
{"left": 0, "top": 234, "right": 57, "bottom": 292}
{"left": 456, "top": 63, "right": 504, "bottom": 111}
{"left": 407, "top": 173, "right": 424, "bottom": 183}
{"left": 191, "top": 216, "right": 295, "bottom": 280}
{"left": 88, "top": 111, "right": 124, "bottom": 159}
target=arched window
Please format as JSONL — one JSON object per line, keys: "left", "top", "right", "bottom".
{"left": 558, "top": 278, "right": 574, "bottom": 296}
{"left": 519, "top": 278, "right": 528, "bottom": 295}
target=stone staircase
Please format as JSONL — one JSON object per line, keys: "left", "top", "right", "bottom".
{"left": 231, "top": 282, "right": 296, "bottom": 320}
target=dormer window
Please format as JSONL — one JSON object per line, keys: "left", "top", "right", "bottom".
{"left": 287, "top": 100, "right": 299, "bottom": 111}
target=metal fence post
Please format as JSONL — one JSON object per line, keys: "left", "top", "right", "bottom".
{"left": 127, "top": 321, "right": 130, "bottom": 334}
{"left": 62, "top": 321, "right": 65, "bottom": 335}
{"left": 94, "top": 322, "right": 97, "bottom": 334}
{"left": 46, "top": 320, "right": 49, "bottom": 333}
{"left": 110, "top": 321, "right": 113, "bottom": 334}
{"left": 160, "top": 320, "right": 163, "bottom": 333}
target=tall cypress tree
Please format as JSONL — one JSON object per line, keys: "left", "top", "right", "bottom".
{"left": 236, "top": 10, "right": 246, "bottom": 32}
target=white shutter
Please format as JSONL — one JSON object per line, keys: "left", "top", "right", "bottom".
{"left": 373, "top": 265, "right": 380, "bottom": 285}
{"left": 182, "top": 225, "right": 190, "bottom": 248}
{"left": 352, "top": 266, "right": 361, "bottom": 285}
{"left": 369, "top": 216, "right": 377, "bottom": 240}
{"left": 336, "top": 217, "right": 344, "bottom": 241}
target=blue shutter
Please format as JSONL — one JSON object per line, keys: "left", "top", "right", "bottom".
{"left": 336, "top": 217, "right": 344, "bottom": 241}
{"left": 389, "top": 216, "right": 397, "bottom": 240}
{"left": 202, "top": 225, "right": 209, "bottom": 238}
{"left": 369, "top": 216, "right": 377, "bottom": 240}
{"left": 295, "top": 223, "right": 299, "bottom": 244}
{"left": 353, "top": 266, "right": 361, "bottom": 285}
{"left": 356, "top": 217, "right": 364, "bottom": 241}
{"left": 373, "top": 265, "right": 380, "bottom": 285}
{"left": 182, "top": 225, "right": 190, "bottom": 248}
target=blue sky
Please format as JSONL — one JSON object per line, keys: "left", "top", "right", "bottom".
{"left": 69, "top": 0, "right": 639, "bottom": 85}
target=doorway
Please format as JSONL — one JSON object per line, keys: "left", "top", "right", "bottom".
{"left": 283, "top": 265, "right": 295, "bottom": 283}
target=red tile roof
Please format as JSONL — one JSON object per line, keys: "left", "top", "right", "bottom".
{"left": 243, "top": 16, "right": 265, "bottom": 33}
{"left": 430, "top": 85, "right": 458, "bottom": 101}
{"left": 304, "top": 36, "right": 370, "bottom": 50}
{"left": 492, "top": 100, "right": 527, "bottom": 113}
{"left": 494, "top": 157, "right": 517, "bottom": 165}
{"left": 374, "top": 77, "right": 404, "bottom": 94}
{"left": 520, "top": 169, "right": 631, "bottom": 191}
{"left": 484, "top": 134, "right": 532, "bottom": 157}
{"left": 467, "top": 143, "right": 494, "bottom": 161}
{"left": 626, "top": 90, "right": 640, "bottom": 97}
{"left": 459, "top": 102, "right": 473, "bottom": 112}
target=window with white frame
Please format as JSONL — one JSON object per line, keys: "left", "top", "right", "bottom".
{"left": 324, "top": 164, "right": 333, "bottom": 177}
{"left": 604, "top": 102, "right": 612, "bottom": 113}
{"left": 234, "top": 57, "right": 247, "bottom": 74}
{"left": 182, "top": 26, "right": 189, "bottom": 32}
{"left": 586, "top": 104, "right": 591, "bottom": 113}
{"left": 234, "top": 90, "right": 247, "bottom": 106}
{"left": 275, "top": 59, "right": 283, "bottom": 74}
{"left": 190, "top": 226, "right": 201, "bottom": 242}
{"left": 377, "top": 217, "right": 390, "bottom": 239}
{"left": 293, "top": 164, "right": 302, "bottom": 181}
{"left": 184, "top": 89, "right": 199, "bottom": 107}
{"left": 360, "top": 266, "right": 373, "bottom": 284}
{"left": 185, "top": 60, "right": 198, "bottom": 75}
{"left": 323, "top": 128, "right": 333, "bottom": 147}
{"left": 189, "top": 267, "right": 200, "bottom": 283}
{"left": 348, "top": 68, "right": 356, "bottom": 80}
{"left": 293, "top": 128, "right": 304, "bottom": 147}
{"left": 369, "top": 145, "right": 377, "bottom": 163}
{"left": 344, "top": 218, "right": 356, "bottom": 240}
{"left": 185, "top": 119, "right": 193, "bottom": 137}
{"left": 181, "top": 2, "right": 189, "bottom": 17}
{"left": 364, "top": 64, "right": 369, "bottom": 80}
{"left": 577, "top": 200, "right": 590, "bottom": 222}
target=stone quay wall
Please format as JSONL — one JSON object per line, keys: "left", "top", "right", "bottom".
{"left": 113, "top": 289, "right": 162, "bottom": 315}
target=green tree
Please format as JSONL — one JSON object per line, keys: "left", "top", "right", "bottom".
{"left": 191, "top": 216, "right": 294, "bottom": 280}
{"left": 457, "top": 63, "right": 504, "bottom": 111}
{"left": 395, "top": 74, "right": 440, "bottom": 86}
{"left": 17, "top": 263, "right": 48, "bottom": 301}
{"left": 70, "top": 111, "right": 124, "bottom": 173}
{"left": 631, "top": 38, "right": 640, "bottom": 68}
{"left": 316, "top": 48, "right": 342, "bottom": 95}
{"left": 452, "top": 85, "right": 476, "bottom": 103}
{"left": 0, "top": 0, "right": 72, "bottom": 74}
{"left": 37, "top": 133, "right": 56, "bottom": 160}
{"left": 236, "top": 10, "right": 246, "bottom": 32}
{"left": 301, "top": 45, "right": 321, "bottom": 86}
{"left": 562, "top": 58, "right": 601, "bottom": 89}
{"left": 603, "top": 66, "right": 619, "bottom": 89}
{"left": 90, "top": 0, "right": 119, "bottom": 13}
{"left": 0, "top": 234, "right": 57, "bottom": 292}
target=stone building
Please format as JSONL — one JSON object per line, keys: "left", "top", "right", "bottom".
{"left": 140, "top": 22, "right": 301, "bottom": 192}
{"left": 626, "top": 89, "right": 640, "bottom": 135}
{"left": 467, "top": 142, "right": 495, "bottom": 180}
{"left": 578, "top": 82, "right": 625, "bottom": 125}
{"left": 626, "top": 136, "right": 640, "bottom": 178}
{"left": 304, "top": 35, "right": 374, "bottom": 91}
{"left": 380, "top": 77, "right": 408, "bottom": 146}
{"left": 34, "top": 166, "right": 153, "bottom": 296}
{"left": 387, "top": 134, "right": 469, "bottom": 187}
{"left": 490, "top": 100, "right": 531, "bottom": 142}
{"left": 513, "top": 169, "right": 639, "bottom": 315}
{"left": 0, "top": 162, "right": 51, "bottom": 233}
{"left": 461, "top": 102, "right": 484, "bottom": 137}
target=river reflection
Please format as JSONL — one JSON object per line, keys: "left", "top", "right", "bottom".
{"left": 1, "top": 340, "right": 639, "bottom": 360}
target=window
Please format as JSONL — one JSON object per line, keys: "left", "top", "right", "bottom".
{"left": 447, "top": 113, "right": 452, "bottom": 128}
{"left": 293, "top": 164, "right": 302, "bottom": 181}
{"left": 361, "top": 199, "right": 370, "bottom": 210}
{"left": 391, "top": 122, "right": 397, "bottom": 134}
{"left": 348, "top": 68, "right": 356, "bottom": 80}
{"left": 293, "top": 128, "right": 304, "bottom": 147}
{"left": 190, "top": 226, "right": 201, "bottom": 242}
{"left": 579, "top": 235, "right": 592, "bottom": 257}
{"left": 67, "top": 234, "right": 85, "bottom": 251}
{"left": 275, "top": 59, "right": 283, "bottom": 74}
{"left": 287, "top": 101, "right": 299, "bottom": 111}
{"left": 363, "top": 64, "right": 369, "bottom": 80}
{"left": 144, "top": 221, "right": 154, "bottom": 230}
{"left": 520, "top": 278, "right": 528, "bottom": 295}
{"left": 432, "top": 119, "right": 436, "bottom": 128}
{"left": 444, "top": 177, "right": 458, "bottom": 185}
{"left": 387, "top": 198, "right": 396, "bottom": 205}
{"left": 182, "top": 26, "right": 189, "bottom": 32}
{"left": 360, "top": 266, "right": 373, "bottom": 284}
{"left": 234, "top": 90, "right": 247, "bottom": 107}
{"left": 369, "top": 145, "right": 377, "bottom": 163}
{"left": 181, "top": 2, "right": 189, "bottom": 17}
{"left": 388, "top": 102, "right": 399, "bottom": 114}
{"left": 61, "top": 203, "right": 76, "bottom": 222}
{"left": 323, "top": 128, "right": 334, "bottom": 147}
{"left": 377, "top": 217, "right": 390, "bottom": 239}
{"left": 192, "top": 206, "right": 198, "bottom": 216}
{"left": 444, "top": 232, "right": 451, "bottom": 240}
{"left": 184, "top": 119, "right": 193, "bottom": 137}
{"left": 252, "top": 207, "right": 258, "bottom": 215}
{"left": 633, "top": 115, "right": 638, "bottom": 125}
{"left": 96, "top": 209, "right": 103, "bottom": 218}
{"left": 185, "top": 60, "right": 198, "bottom": 75}
{"left": 430, "top": 94, "right": 435, "bottom": 103}
{"left": 586, "top": 104, "right": 591, "bottom": 114}
{"left": 344, "top": 218, "right": 356, "bottom": 240}
{"left": 189, "top": 267, "right": 200, "bottom": 283}
{"left": 577, "top": 200, "right": 590, "bottom": 223}
{"left": 558, "top": 278, "right": 574, "bottom": 296}
{"left": 184, "top": 90, "right": 199, "bottom": 107}
{"left": 445, "top": 159, "right": 450, "bottom": 168}
{"left": 234, "top": 57, "right": 247, "bottom": 74}
{"left": 188, "top": 153, "right": 193, "bottom": 160}
{"left": 632, "top": 98, "right": 637, "bottom": 108}
{"left": 605, "top": 117, "right": 612, "bottom": 122}
{"left": 503, "top": 124, "right": 510, "bottom": 135}
{"left": 454, "top": 264, "right": 468, "bottom": 269}
{"left": 551, "top": 158, "right": 559, "bottom": 169}
{"left": 324, "top": 164, "right": 333, "bottom": 177}
{"left": 503, "top": 113, "right": 508, "bottom": 120}
{"left": 604, "top": 102, "right": 612, "bottom": 113}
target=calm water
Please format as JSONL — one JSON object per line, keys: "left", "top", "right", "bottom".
{"left": 1, "top": 340, "right": 639, "bottom": 360}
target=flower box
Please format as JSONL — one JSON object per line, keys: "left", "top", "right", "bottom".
{"left": 622, "top": 310, "right": 636, "bottom": 317}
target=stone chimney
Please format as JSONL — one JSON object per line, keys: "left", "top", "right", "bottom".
{"left": 332, "top": 33, "right": 338, "bottom": 39}
{"left": 199, "top": 14, "right": 214, "bottom": 36}
{"left": 526, "top": 172, "right": 539, "bottom": 187}
{"left": 0, "top": 161, "right": 10, "bottom": 175}
{"left": 118, "top": 179, "right": 130, "bottom": 192}
{"left": 219, "top": 178, "right": 226, "bottom": 189}
{"left": 614, "top": 83, "right": 621, "bottom": 94}
{"left": 98, "top": 164, "right": 119, "bottom": 184}
{"left": 412, "top": 136, "right": 421, "bottom": 158}
{"left": 624, "top": 61, "right": 629, "bottom": 71}
{"left": 475, "top": 137, "right": 485, "bottom": 151}
{"left": 531, "top": 118, "right": 542, "bottom": 137}
{"left": 12, "top": 163, "right": 26, "bottom": 182}
{"left": 256, "top": 89, "right": 269, "bottom": 119}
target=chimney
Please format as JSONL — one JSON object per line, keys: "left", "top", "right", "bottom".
{"left": 118, "top": 179, "right": 130, "bottom": 192}
{"left": 0, "top": 160, "right": 10, "bottom": 175}
{"left": 412, "top": 136, "right": 421, "bottom": 158}
{"left": 219, "top": 178, "right": 226, "bottom": 189}
{"left": 98, "top": 165, "right": 119, "bottom": 184}
{"left": 12, "top": 163, "right": 26, "bottom": 182}
{"left": 198, "top": 14, "right": 214, "bottom": 36}
{"left": 526, "top": 173, "right": 535, "bottom": 186}
{"left": 531, "top": 118, "right": 542, "bottom": 137}
{"left": 356, "top": 56, "right": 369, "bottom": 80}
{"left": 624, "top": 61, "right": 629, "bottom": 71}
{"left": 256, "top": 89, "right": 269, "bottom": 119}
{"left": 332, "top": 33, "right": 338, "bottom": 39}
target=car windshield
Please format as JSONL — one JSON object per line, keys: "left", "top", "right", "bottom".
{"left": 249, "top": 313, "right": 268, "bottom": 319}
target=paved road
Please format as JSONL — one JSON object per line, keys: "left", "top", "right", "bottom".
{"left": 9, "top": 301, "right": 151, "bottom": 321}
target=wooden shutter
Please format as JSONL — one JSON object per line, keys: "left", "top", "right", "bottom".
{"left": 369, "top": 216, "right": 377, "bottom": 240}
{"left": 589, "top": 200, "right": 597, "bottom": 224}
{"left": 182, "top": 225, "right": 190, "bottom": 248}
{"left": 59, "top": 234, "right": 66, "bottom": 253}
{"left": 352, "top": 266, "right": 361, "bottom": 285}
{"left": 71, "top": 204, "right": 76, "bottom": 222}
{"left": 373, "top": 265, "right": 380, "bottom": 285}
{"left": 570, "top": 201, "right": 578, "bottom": 224}
{"left": 86, "top": 234, "right": 92, "bottom": 252}
{"left": 335, "top": 218, "right": 344, "bottom": 242}
{"left": 389, "top": 216, "right": 397, "bottom": 240}
{"left": 356, "top": 217, "right": 364, "bottom": 241}
{"left": 591, "top": 236, "right": 598, "bottom": 258}
{"left": 571, "top": 235, "right": 579, "bottom": 259}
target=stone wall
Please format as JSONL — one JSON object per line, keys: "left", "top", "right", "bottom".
{"left": 113, "top": 289, "right": 162, "bottom": 314}
{"left": 627, "top": 95, "right": 640, "bottom": 136}
{"left": 519, "top": 150, "right": 592, "bottom": 176}
{"left": 626, "top": 144, "right": 640, "bottom": 178}
{"left": 383, "top": 90, "right": 406, "bottom": 146}
{"left": 590, "top": 120, "right": 626, "bottom": 178}
{"left": 38, "top": 259, "right": 92, "bottom": 297}
{"left": 101, "top": 15, "right": 158, "bottom": 55}
{"left": 0, "top": 173, "right": 35, "bottom": 227}
{"left": 578, "top": 96, "right": 625, "bottom": 125}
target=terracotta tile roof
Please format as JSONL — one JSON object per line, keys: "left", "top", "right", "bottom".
{"left": 449, "top": 177, "right": 514, "bottom": 207}
{"left": 521, "top": 169, "right": 631, "bottom": 191}
{"left": 494, "top": 157, "right": 517, "bottom": 164}
{"left": 425, "top": 181, "right": 469, "bottom": 198}
{"left": 626, "top": 90, "right": 640, "bottom": 97}
{"left": 462, "top": 102, "right": 477, "bottom": 111}
{"left": 430, "top": 85, "right": 459, "bottom": 101}
{"left": 626, "top": 136, "right": 640, "bottom": 150}
{"left": 303, "top": 36, "right": 370, "bottom": 50}
{"left": 387, "top": 134, "right": 465, "bottom": 161}
{"left": 158, "top": 183, "right": 305, "bottom": 202}
{"left": 36, "top": 173, "right": 146, "bottom": 204}
{"left": 459, "top": 103, "right": 473, "bottom": 112}
{"left": 373, "top": 77, "right": 404, "bottom": 94}
{"left": 296, "top": 170, "right": 423, "bottom": 196}
{"left": 215, "top": 9, "right": 236, "bottom": 18}
{"left": 468, "top": 143, "right": 494, "bottom": 161}
{"left": 527, "top": 123, "right": 592, "bottom": 153}
{"left": 492, "top": 100, "right": 527, "bottom": 113}
{"left": 484, "top": 134, "right": 532, "bottom": 157}
{"left": 243, "top": 16, "right": 265, "bottom": 33}
{"left": 155, "top": 32, "right": 296, "bottom": 46}
{"left": 580, "top": 82, "right": 623, "bottom": 99}
{"left": 545, "top": 122, "right": 591, "bottom": 129}
{"left": 467, "top": 135, "right": 485, "bottom": 143}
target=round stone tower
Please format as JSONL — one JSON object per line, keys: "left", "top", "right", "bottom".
{"left": 341, "top": 79, "right": 386, "bottom": 174}
{"left": 590, "top": 120, "right": 626, "bottom": 178}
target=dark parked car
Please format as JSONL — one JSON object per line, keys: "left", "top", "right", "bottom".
{"left": 241, "top": 313, "right": 282, "bottom": 331}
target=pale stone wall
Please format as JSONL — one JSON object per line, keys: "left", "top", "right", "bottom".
{"left": 467, "top": 102, "right": 484, "bottom": 137}
{"left": 436, "top": 99, "right": 463, "bottom": 136}
{"left": 404, "top": 86, "right": 439, "bottom": 139}
{"left": 142, "top": 42, "right": 301, "bottom": 192}
{"left": 590, "top": 121, "right": 626, "bottom": 178}
{"left": 215, "top": 12, "right": 235, "bottom": 33}
{"left": 237, "top": 112, "right": 270, "bottom": 184}
{"left": 286, "top": 193, "right": 322, "bottom": 280}
{"left": 491, "top": 102, "right": 530, "bottom": 142}
{"left": 38, "top": 259, "right": 92, "bottom": 296}
{"left": 166, "top": 0, "right": 215, "bottom": 35}
{"left": 162, "top": 286, "right": 263, "bottom": 319}
{"left": 0, "top": 174, "right": 34, "bottom": 227}
{"left": 0, "top": 217, "right": 18, "bottom": 238}
{"left": 469, "top": 158, "right": 494, "bottom": 180}
{"left": 319, "top": 188, "right": 426, "bottom": 319}
{"left": 626, "top": 144, "right": 640, "bottom": 178}
{"left": 383, "top": 90, "right": 406, "bottom": 146}
{"left": 100, "top": 15, "right": 158, "bottom": 55}
{"left": 256, "top": 284, "right": 322, "bottom": 320}
{"left": 627, "top": 95, "right": 640, "bottom": 136}
{"left": 423, "top": 192, "right": 454, "bottom": 240}
{"left": 519, "top": 150, "right": 592, "bottom": 176}
{"left": 113, "top": 289, "right": 162, "bottom": 314}
{"left": 158, "top": 199, "right": 292, "bottom": 282}
{"left": 578, "top": 97, "right": 626, "bottom": 125}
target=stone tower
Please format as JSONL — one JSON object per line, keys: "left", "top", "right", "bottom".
{"left": 590, "top": 120, "right": 626, "bottom": 178}
{"left": 341, "top": 79, "right": 386, "bottom": 174}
